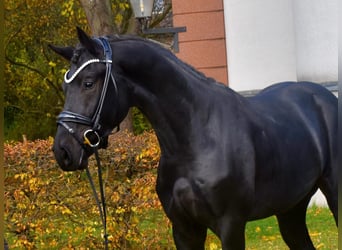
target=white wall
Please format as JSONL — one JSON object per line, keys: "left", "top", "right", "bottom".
{"left": 293, "top": 0, "right": 338, "bottom": 82}
{"left": 223, "top": 0, "right": 338, "bottom": 91}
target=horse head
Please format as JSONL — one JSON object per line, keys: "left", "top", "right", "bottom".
{"left": 50, "top": 28, "right": 130, "bottom": 171}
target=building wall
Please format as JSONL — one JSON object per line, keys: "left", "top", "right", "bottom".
{"left": 223, "top": 0, "right": 338, "bottom": 91}
{"left": 293, "top": 0, "right": 338, "bottom": 82}
{"left": 171, "top": 0, "right": 337, "bottom": 89}
{"left": 172, "top": 0, "right": 228, "bottom": 85}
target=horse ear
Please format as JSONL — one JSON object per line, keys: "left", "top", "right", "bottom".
{"left": 76, "top": 27, "right": 101, "bottom": 57}
{"left": 48, "top": 45, "right": 74, "bottom": 61}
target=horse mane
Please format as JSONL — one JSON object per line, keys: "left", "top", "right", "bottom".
{"left": 72, "top": 34, "right": 218, "bottom": 85}
{"left": 106, "top": 35, "right": 218, "bottom": 85}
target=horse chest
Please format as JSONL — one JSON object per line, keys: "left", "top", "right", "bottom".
{"left": 156, "top": 150, "right": 255, "bottom": 218}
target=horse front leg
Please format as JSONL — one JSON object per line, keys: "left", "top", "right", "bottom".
{"left": 158, "top": 177, "right": 208, "bottom": 249}
{"left": 217, "top": 216, "right": 246, "bottom": 250}
{"left": 172, "top": 222, "right": 207, "bottom": 250}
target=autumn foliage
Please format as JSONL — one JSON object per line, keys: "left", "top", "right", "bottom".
{"left": 4, "top": 131, "right": 174, "bottom": 249}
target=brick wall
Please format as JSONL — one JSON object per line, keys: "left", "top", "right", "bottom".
{"left": 172, "top": 0, "right": 228, "bottom": 85}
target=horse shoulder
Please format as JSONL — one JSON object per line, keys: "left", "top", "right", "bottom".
{"left": 157, "top": 122, "right": 257, "bottom": 223}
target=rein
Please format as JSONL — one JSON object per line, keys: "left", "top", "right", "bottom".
{"left": 86, "top": 150, "right": 109, "bottom": 250}
{"left": 57, "top": 37, "right": 118, "bottom": 249}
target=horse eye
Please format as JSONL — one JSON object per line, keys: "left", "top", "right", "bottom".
{"left": 84, "top": 81, "right": 94, "bottom": 89}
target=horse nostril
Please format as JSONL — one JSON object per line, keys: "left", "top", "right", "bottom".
{"left": 60, "top": 146, "right": 73, "bottom": 167}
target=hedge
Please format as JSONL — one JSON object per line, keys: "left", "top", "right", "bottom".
{"left": 4, "top": 131, "right": 175, "bottom": 249}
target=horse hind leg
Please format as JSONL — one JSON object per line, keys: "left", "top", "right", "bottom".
{"left": 315, "top": 93, "right": 338, "bottom": 226}
{"left": 276, "top": 194, "right": 315, "bottom": 250}
{"left": 318, "top": 165, "right": 338, "bottom": 225}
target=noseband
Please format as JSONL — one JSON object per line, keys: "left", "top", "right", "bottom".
{"left": 57, "top": 37, "right": 119, "bottom": 148}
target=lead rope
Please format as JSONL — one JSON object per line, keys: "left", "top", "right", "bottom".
{"left": 86, "top": 147, "right": 109, "bottom": 250}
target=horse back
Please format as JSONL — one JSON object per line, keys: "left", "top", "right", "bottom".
{"left": 250, "top": 81, "right": 337, "bottom": 159}
{"left": 249, "top": 82, "right": 337, "bottom": 163}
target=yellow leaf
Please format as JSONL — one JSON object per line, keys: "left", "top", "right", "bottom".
{"left": 48, "top": 61, "right": 56, "bottom": 67}
{"left": 209, "top": 242, "right": 218, "bottom": 250}
{"left": 310, "top": 232, "right": 321, "bottom": 237}
{"left": 61, "top": 207, "right": 72, "bottom": 215}
{"left": 316, "top": 243, "right": 325, "bottom": 249}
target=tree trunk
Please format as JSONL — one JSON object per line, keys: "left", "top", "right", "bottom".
{"left": 79, "top": 0, "right": 114, "bottom": 36}
{"left": 80, "top": 0, "right": 133, "bottom": 132}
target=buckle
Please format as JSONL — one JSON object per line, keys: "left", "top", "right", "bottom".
{"left": 83, "top": 129, "right": 101, "bottom": 148}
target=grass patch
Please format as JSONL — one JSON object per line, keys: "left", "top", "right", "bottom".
{"left": 244, "top": 206, "right": 337, "bottom": 249}
{"left": 137, "top": 206, "right": 337, "bottom": 250}
{"left": 6, "top": 203, "right": 337, "bottom": 249}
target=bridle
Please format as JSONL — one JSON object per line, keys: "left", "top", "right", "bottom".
{"left": 57, "top": 37, "right": 119, "bottom": 147}
{"left": 57, "top": 37, "right": 118, "bottom": 249}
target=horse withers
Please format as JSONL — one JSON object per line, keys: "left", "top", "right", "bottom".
{"left": 50, "top": 27, "right": 337, "bottom": 249}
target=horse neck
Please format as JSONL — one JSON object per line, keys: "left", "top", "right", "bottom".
{"left": 115, "top": 45, "right": 207, "bottom": 155}
{"left": 114, "top": 39, "right": 245, "bottom": 157}
{"left": 131, "top": 69, "right": 201, "bottom": 156}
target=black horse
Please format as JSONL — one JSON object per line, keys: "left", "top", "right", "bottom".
{"left": 50, "top": 28, "right": 337, "bottom": 249}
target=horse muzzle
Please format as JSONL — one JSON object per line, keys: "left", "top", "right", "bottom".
{"left": 53, "top": 128, "right": 109, "bottom": 171}
{"left": 53, "top": 142, "right": 89, "bottom": 171}
{"left": 52, "top": 128, "right": 91, "bottom": 171}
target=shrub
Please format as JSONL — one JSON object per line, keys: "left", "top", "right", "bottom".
{"left": 4, "top": 131, "right": 173, "bottom": 249}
